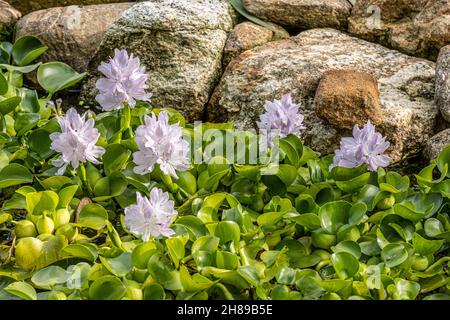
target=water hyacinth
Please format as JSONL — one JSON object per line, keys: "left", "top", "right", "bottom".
{"left": 331, "top": 120, "right": 391, "bottom": 172}
{"left": 124, "top": 188, "right": 177, "bottom": 241}
{"left": 133, "top": 111, "right": 190, "bottom": 179}
{"left": 96, "top": 49, "right": 152, "bottom": 111}
{"left": 50, "top": 108, "right": 105, "bottom": 175}
{"left": 257, "top": 94, "right": 306, "bottom": 145}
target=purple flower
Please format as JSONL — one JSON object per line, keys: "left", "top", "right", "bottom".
{"left": 96, "top": 49, "right": 152, "bottom": 111}
{"left": 257, "top": 94, "right": 305, "bottom": 146}
{"left": 331, "top": 120, "right": 391, "bottom": 172}
{"left": 124, "top": 188, "right": 177, "bottom": 241}
{"left": 50, "top": 108, "right": 105, "bottom": 175}
{"left": 133, "top": 111, "right": 190, "bottom": 179}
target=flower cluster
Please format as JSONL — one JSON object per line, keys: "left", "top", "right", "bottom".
{"left": 50, "top": 108, "right": 105, "bottom": 175}
{"left": 133, "top": 111, "right": 190, "bottom": 179}
{"left": 96, "top": 49, "right": 152, "bottom": 111}
{"left": 257, "top": 94, "right": 305, "bottom": 145}
{"left": 124, "top": 188, "right": 177, "bottom": 241}
{"left": 331, "top": 120, "right": 391, "bottom": 171}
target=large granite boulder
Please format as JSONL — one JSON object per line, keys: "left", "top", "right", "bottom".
{"left": 81, "top": 0, "right": 236, "bottom": 121}
{"left": 207, "top": 28, "right": 438, "bottom": 162}
{"left": 0, "top": 1, "right": 21, "bottom": 32}
{"left": 436, "top": 46, "right": 450, "bottom": 122}
{"left": 15, "top": 3, "right": 133, "bottom": 72}
{"left": 424, "top": 129, "right": 450, "bottom": 161}
{"left": 5, "top": 0, "right": 133, "bottom": 15}
{"left": 243, "top": 0, "right": 352, "bottom": 30}
{"left": 348, "top": 0, "right": 450, "bottom": 60}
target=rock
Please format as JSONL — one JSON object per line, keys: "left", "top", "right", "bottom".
{"left": 15, "top": 3, "right": 133, "bottom": 72}
{"left": 424, "top": 129, "right": 450, "bottom": 161}
{"left": 5, "top": 0, "right": 133, "bottom": 15}
{"left": 0, "top": 1, "right": 21, "bottom": 30}
{"left": 348, "top": 0, "right": 450, "bottom": 60}
{"left": 314, "top": 70, "right": 383, "bottom": 130}
{"left": 243, "top": 0, "right": 352, "bottom": 30}
{"left": 436, "top": 46, "right": 450, "bottom": 122}
{"left": 224, "top": 22, "right": 273, "bottom": 67}
{"left": 81, "top": 0, "right": 236, "bottom": 122}
{"left": 207, "top": 28, "right": 438, "bottom": 163}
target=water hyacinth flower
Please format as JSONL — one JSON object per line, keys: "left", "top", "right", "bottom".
{"left": 96, "top": 49, "right": 152, "bottom": 111}
{"left": 50, "top": 108, "right": 105, "bottom": 175}
{"left": 331, "top": 120, "right": 391, "bottom": 172}
{"left": 133, "top": 111, "right": 190, "bottom": 179}
{"left": 124, "top": 188, "right": 177, "bottom": 241}
{"left": 257, "top": 94, "right": 306, "bottom": 145}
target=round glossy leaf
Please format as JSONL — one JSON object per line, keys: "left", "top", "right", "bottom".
{"left": 60, "top": 243, "right": 98, "bottom": 262}
{"left": 31, "top": 266, "right": 70, "bottom": 290}
{"left": 319, "top": 201, "right": 351, "bottom": 234}
{"left": 0, "top": 96, "right": 21, "bottom": 115}
{"left": 28, "top": 129, "right": 54, "bottom": 159}
{"left": 12, "top": 36, "right": 48, "bottom": 66}
{"left": 14, "top": 112, "right": 39, "bottom": 136}
{"left": 381, "top": 243, "right": 408, "bottom": 268}
{"left": 143, "top": 283, "right": 165, "bottom": 300}
{"left": 132, "top": 242, "right": 157, "bottom": 269}
{"left": 332, "top": 240, "right": 361, "bottom": 259}
{"left": 37, "top": 62, "right": 86, "bottom": 94}
{"left": 0, "top": 163, "right": 33, "bottom": 189}
{"left": 103, "top": 143, "right": 131, "bottom": 175}
{"left": 412, "top": 232, "right": 444, "bottom": 256}
{"left": 89, "top": 275, "right": 125, "bottom": 300}
{"left": 214, "top": 221, "right": 241, "bottom": 247}
{"left": 78, "top": 203, "right": 108, "bottom": 230}
{"left": 4, "top": 282, "right": 37, "bottom": 300}
{"left": 100, "top": 252, "right": 132, "bottom": 277}
{"left": 331, "top": 252, "right": 359, "bottom": 279}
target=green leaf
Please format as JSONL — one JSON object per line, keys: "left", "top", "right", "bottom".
{"left": 165, "top": 237, "right": 186, "bottom": 268}
{"left": 103, "top": 143, "right": 131, "bottom": 175}
{"left": 143, "top": 283, "right": 165, "bottom": 300}
{"left": 60, "top": 243, "right": 98, "bottom": 262}
{"left": 14, "top": 112, "right": 39, "bottom": 136}
{"left": 318, "top": 201, "right": 351, "bottom": 234}
{"left": 389, "top": 279, "right": 420, "bottom": 300}
{"left": 132, "top": 242, "right": 157, "bottom": 269}
{"left": 4, "top": 282, "right": 37, "bottom": 300}
{"left": 381, "top": 243, "right": 409, "bottom": 268}
{"left": 89, "top": 275, "right": 125, "bottom": 300}
{"left": 331, "top": 252, "right": 359, "bottom": 279}
{"left": 174, "top": 216, "right": 208, "bottom": 240}
{"left": 437, "top": 145, "right": 450, "bottom": 177}
{"left": 37, "top": 62, "right": 86, "bottom": 94}
{"left": 31, "top": 266, "right": 70, "bottom": 290}
{"left": 26, "top": 190, "right": 59, "bottom": 216}
{"left": 12, "top": 36, "right": 48, "bottom": 66}
{"left": 214, "top": 221, "right": 241, "bottom": 247}
{"left": 0, "top": 72, "right": 7, "bottom": 95}
{"left": 0, "top": 163, "right": 32, "bottom": 189}
{"left": 291, "top": 213, "right": 321, "bottom": 230}
{"left": 147, "top": 255, "right": 182, "bottom": 291}
{"left": 0, "top": 62, "right": 41, "bottom": 73}
{"left": 93, "top": 172, "right": 128, "bottom": 202}
{"left": 78, "top": 203, "right": 108, "bottom": 230}
{"left": 412, "top": 232, "right": 444, "bottom": 256}
{"left": 100, "top": 252, "right": 132, "bottom": 277}
{"left": 28, "top": 129, "right": 54, "bottom": 159}
{"left": 36, "top": 235, "right": 67, "bottom": 269}
{"left": 0, "top": 96, "right": 21, "bottom": 115}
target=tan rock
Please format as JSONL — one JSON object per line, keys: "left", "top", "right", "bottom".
{"left": 224, "top": 22, "right": 273, "bottom": 67}
{"left": 0, "top": 0, "right": 21, "bottom": 29}
{"left": 243, "top": 0, "right": 352, "bottom": 29}
{"left": 15, "top": 3, "right": 134, "bottom": 72}
{"left": 348, "top": 0, "right": 450, "bottom": 60}
{"left": 436, "top": 46, "right": 450, "bottom": 122}
{"left": 5, "top": 0, "right": 133, "bottom": 15}
{"left": 207, "top": 29, "right": 438, "bottom": 163}
{"left": 314, "top": 70, "right": 383, "bottom": 130}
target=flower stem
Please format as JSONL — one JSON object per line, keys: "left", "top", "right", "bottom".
{"left": 78, "top": 163, "right": 92, "bottom": 196}
{"left": 160, "top": 171, "right": 177, "bottom": 193}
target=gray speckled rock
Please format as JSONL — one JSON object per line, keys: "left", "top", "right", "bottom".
{"left": 436, "top": 46, "right": 450, "bottom": 122}
{"left": 82, "top": 0, "right": 236, "bottom": 121}
{"left": 424, "top": 129, "right": 450, "bottom": 161}
{"left": 5, "top": 0, "right": 134, "bottom": 15}
{"left": 243, "top": 0, "right": 352, "bottom": 29}
{"left": 207, "top": 28, "right": 438, "bottom": 162}
{"left": 15, "top": 3, "right": 133, "bottom": 72}
{"left": 0, "top": 1, "right": 21, "bottom": 30}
